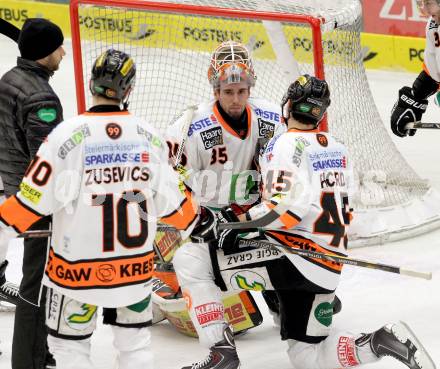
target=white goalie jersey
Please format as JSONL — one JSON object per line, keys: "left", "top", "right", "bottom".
{"left": 0, "top": 111, "right": 197, "bottom": 307}
{"left": 167, "top": 97, "right": 285, "bottom": 209}
{"left": 424, "top": 17, "right": 440, "bottom": 82}
{"left": 246, "top": 129, "right": 355, "bottom": 291}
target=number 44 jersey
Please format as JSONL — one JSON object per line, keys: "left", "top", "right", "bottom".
{"left": 246, "top": 129, "right": 355, "bottom": 291}
{"left": 0, "top": 110, "right": 198, "bottom": 307}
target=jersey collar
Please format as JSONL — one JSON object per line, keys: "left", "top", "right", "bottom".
{"left": 213, "top": 103, "right": 251, "bottom": 140}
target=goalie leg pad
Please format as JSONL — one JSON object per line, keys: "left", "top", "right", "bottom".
{"left": 46, "top": 288, "right": 97, "bottom": 339}
{"left": 112, "top": 325, "right": 153, "bottom": 369}
{"left": 173, "top": 242, "right": 225, "bottom": 347}
{"left": 48, "top": 335, "right": 94, "bottom": 369}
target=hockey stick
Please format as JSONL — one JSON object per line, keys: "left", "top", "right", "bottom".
{"left": 19, "top": 229, "right": 433, "bottom": 279}
{"left": 18, "top": 224, "right": 179, "bottom": 239}
{"left": 405, "top": 122, "right": 440, "bottom": 130}
{"left": 238, "top": 238, "right": 432, "bottom": 280}
{"left": 172, "top": 105, "right": 197, "bottom": 169}
{"left": 0, "top": 18, "right": 20, "bottom": 43}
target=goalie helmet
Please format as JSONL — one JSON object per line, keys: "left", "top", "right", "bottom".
{"left": 281, "top": 74, "right": 330, "bottom": 126}
{"left": 208, "top": 41, "right": 257, "bottom": 88}
{"left": 90, "top": 49, "right": 136, "bottom": 102}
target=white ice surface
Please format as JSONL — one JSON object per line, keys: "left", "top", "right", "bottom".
{"left": 0, "top": 38, "right": 439, "bottom": 368}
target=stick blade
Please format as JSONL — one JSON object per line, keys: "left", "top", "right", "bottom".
{"left": 399, "top": 268, "right": 432, "bottom": 280}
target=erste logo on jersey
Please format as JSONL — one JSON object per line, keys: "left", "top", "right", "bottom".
{"left": 188, "top": 114, "right": 218, "bottom": 136}
{"left": 200, "top": 126, "right": 223, "bottom": 149}
{"left": 84, "top": 142, "right": 150, "bottom": 166}
{"left": 254, "top": 108, "right": 280, "bottom": 122}
{"left": 264, "top": 133, "right": 282, "bottom": 162}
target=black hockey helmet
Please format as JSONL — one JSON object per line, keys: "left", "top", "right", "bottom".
{"left": 90, "top": 49, "right": 136, "bottom": 103}
{"left": 281, "top": 74, "right": 330, "bottom": 126}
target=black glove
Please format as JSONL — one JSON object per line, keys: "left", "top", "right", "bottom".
{"left": 217, "top": 206, "right": 241, "bottom": 254}
{"left": 390, "top": 86, "right": 428, "bottom": 137}
{"left": 190, "top": 206, "right": 218, "bottom": 243}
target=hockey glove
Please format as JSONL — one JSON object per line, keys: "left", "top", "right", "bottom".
{"left": 217, "top": 206, "right": 242, "bottom": 254}
{"left": 190, "top": 206, "right": 218, "bottom": 243}
{"left": 390, "top": 86, "right": 428, "bottom": 137}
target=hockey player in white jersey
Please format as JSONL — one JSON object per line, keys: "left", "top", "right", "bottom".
{"left": 391, "top": 0, "right": 440, "bottom": 137}
{"left": 167, "top": 40, "right": 284, "bottom": 208}
{"left": 0, "top": 49, "right": 204, "bottom": 369}
{"left": 156, "top": 41, "right": 285, "bottom": 328}
{"left": 173, "top": 75, "right": 436, "bottom": 369}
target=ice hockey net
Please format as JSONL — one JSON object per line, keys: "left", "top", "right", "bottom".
{"left": 70, "top": 0, "right": 440, "bottom": 246}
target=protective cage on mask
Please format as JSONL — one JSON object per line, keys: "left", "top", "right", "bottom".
{"left": 70, "top": 0, "right": 440, "bottom": 246}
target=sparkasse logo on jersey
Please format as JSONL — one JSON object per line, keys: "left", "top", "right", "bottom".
{"left": 312, "top": 157, "right": 346, "bottom": 171}
{"left": 85, "top": 151, "right": 149, "bottom": 166}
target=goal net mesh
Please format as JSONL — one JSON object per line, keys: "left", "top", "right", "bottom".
{"left": 71, "top": 0, "right": 440, "bottom": 245}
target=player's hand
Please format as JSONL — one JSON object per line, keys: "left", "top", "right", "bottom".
{"left": 190, "top": 207, "right": 218, "bottom": 243}
{"left": 216, "top": 206, "right": 241, "bottom": 254}
{"left": 390, "top": 86, "right": 428, "bottom": 137}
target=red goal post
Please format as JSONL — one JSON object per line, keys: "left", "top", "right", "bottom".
{"left": 69, "top": 0, "right": 328, "bottom": 130}
{"left": 69, "top": 0, "right": 440, "bottom": 246}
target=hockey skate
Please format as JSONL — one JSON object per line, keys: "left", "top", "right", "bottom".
{"left": 0, "top": 260, "right": 19, "bottom": 311}
{"left": 362, "top": 321, "right": 436, "bottom": 369}
{"left": 181, "top": 325, "right": 240, "bottom": 369}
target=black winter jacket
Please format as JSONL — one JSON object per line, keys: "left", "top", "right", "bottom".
{"left": 0, "top": 57, "right": 63, "bottom": 196}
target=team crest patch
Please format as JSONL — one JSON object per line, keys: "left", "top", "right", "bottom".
{"left": 316, "top": 133, "right": 328, "bottom": 147}
{"left": 106, "top": 123, "right": 122, "bottom": 139}
{"left": 37, "top": 108, "right": 57, "bottom": 123}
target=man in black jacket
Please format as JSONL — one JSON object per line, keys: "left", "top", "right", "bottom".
{"left": 0, "top": 18, "right": 65, "bottom": 369}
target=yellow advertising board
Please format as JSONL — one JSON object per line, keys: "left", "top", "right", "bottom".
{"left": 0, "top": 0, "right": 427, "bottom": 73}
{"left": 0, "top": 0, "right": 70, "bottom": 35}
{"left": 361, "top": 32, "right": 425, "bottom": 73}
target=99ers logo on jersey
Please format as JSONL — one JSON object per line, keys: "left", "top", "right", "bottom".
{"left": 316, "top": 133, "right": 328, "bottom": 147}
{"left": 106, "top": 123, "right": 122, "bottom": 139}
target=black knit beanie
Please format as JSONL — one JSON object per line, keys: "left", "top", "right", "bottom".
{"left": 18, "top": 18, "right": 64, "bottom": 61}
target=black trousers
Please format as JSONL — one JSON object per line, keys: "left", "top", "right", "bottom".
{"left": 12, "top": 217, "right": 50, "bottom": 369}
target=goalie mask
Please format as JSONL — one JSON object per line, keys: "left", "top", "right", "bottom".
{"left": 281, "top": 74, "right": 330, "bottom": 126}
{"left": 90, "top": 49, "right": 136, "bottom": 104}
{"left": 208, "top": 41, "right": 257, "bottom": 89}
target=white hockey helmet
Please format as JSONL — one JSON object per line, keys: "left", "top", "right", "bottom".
{"left": 208, "top": 40, "right": 257, "bottom": 88}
